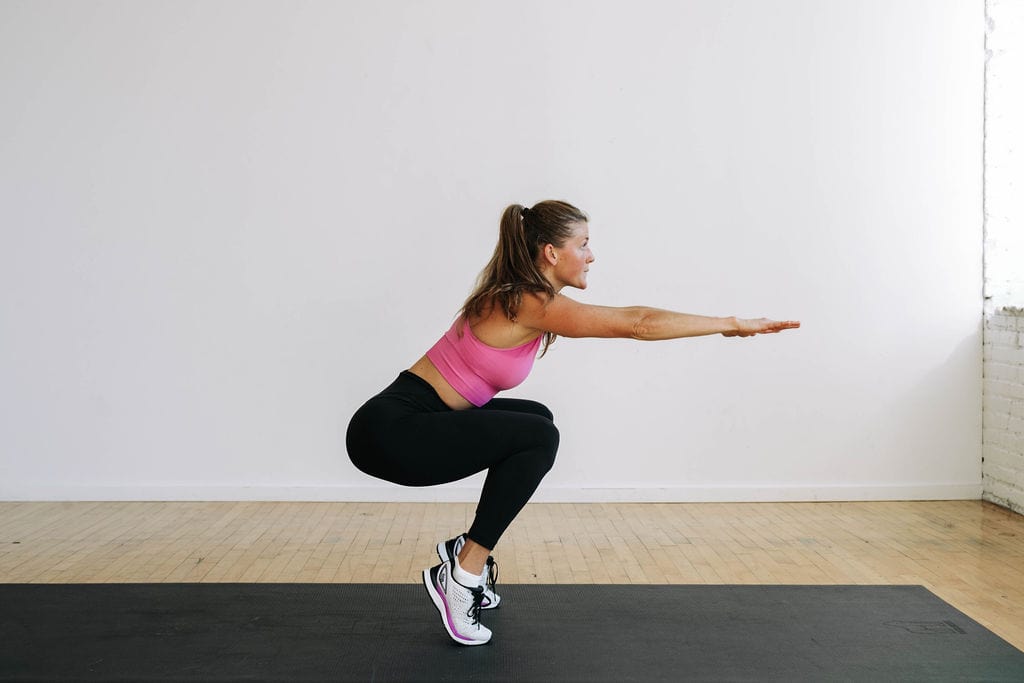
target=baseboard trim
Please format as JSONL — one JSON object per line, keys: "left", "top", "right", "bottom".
{"left": 0, "top": 483, "right": 983, "bottom": 503}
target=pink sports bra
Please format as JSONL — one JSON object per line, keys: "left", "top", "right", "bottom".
{"left": 426, "top": 319, "right": 542, "bottom": 407}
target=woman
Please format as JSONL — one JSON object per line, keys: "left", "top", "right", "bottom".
{"left": 346, "top": 200, "right": 799, "bottom": 646}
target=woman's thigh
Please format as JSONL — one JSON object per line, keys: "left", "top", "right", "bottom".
{"left": 374, "top": 407, "right": 558, "bottom": 486}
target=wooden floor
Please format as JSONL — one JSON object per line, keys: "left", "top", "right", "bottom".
{"left": 1, "top": 499, "right": 1022, "bottom": 650}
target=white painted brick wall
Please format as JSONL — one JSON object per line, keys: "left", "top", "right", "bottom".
{"left": 983, "top": 0, "right": 1024, "bottom": 514}
{"left": 983, "top": 309, "right": 1024, "bottom": 514}
{"left": 984, "top": 0, "right": 1024, "bottom": 313}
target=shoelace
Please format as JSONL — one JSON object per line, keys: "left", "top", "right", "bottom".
{"left": 485, "top": 556, "right": 498, "bottom": 596}
{"left": 467, "top": 585, "right": 485, "bottom": 625}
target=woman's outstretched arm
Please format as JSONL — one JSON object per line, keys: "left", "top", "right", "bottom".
{"left": 517, "top": 293, "right": 800, "bottom": 340}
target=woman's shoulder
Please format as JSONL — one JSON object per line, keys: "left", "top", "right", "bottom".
{"left": 469, "top": 299, "right": 545, "bottom": 348}
{"left": 516, "top": 290, "right": 555, "bottom": 316}
{"left": 515, "top": 290, "right": 563, "bottom": 326}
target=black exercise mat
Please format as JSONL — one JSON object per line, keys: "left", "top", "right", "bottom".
{"left": 2, "top": 584, "right": 1022, "bottom": 682}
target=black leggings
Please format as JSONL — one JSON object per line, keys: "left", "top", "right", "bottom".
{"left": 346, "top": 371, "right": 559, "bottom": 550}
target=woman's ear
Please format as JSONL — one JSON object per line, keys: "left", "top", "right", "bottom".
{"left": 543, "top": 244, "right": 558, "bottom": 266}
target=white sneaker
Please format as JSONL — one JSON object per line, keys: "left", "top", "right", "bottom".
{"left": 422, "top": 561, "right": 492, "bottom": 646}
{"left": 436, "top": 535, "right": 502, "bottom": 609}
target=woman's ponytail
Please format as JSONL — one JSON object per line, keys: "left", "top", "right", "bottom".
{"left": 495, "top": 204, "right": 531, "bottom": 284}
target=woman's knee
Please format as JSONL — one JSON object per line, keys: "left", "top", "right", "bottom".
{"left": 536, "top": 420, "right": 560, "bottom": 472}
{"left": 519, "top": 400, "right": 554, "bottom": 422}
{"left": 483, "top": 398, "right": 554, "bottom": 422}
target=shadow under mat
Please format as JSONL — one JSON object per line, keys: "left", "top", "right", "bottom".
{"left": 2, "top": 583, "right": 1023, "bottom": 682}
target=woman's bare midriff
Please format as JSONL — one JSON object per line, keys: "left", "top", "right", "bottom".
{"left": 408, "top": 356, "right": 474, "bottom": 411}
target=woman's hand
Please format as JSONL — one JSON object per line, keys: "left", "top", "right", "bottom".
{"left": 722, "top": 318, "right": 801, "bottom": 337}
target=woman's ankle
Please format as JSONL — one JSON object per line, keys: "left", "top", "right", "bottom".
{"left": 456, "top": 538, "right": 491, "bottom": 576}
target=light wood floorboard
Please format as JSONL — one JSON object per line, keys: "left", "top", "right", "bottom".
{"left": 1, "top": 500, "right": 1022, "bottom": 650}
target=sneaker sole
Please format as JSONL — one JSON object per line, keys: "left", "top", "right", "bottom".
{"left": 421, "top": 566, "right": 491, "bottom": 646}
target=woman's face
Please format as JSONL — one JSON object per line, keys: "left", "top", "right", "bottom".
{"left": 547, "top": 221, "right": 595, "bottom": 291}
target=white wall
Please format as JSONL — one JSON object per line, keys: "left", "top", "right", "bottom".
{"left": 0, "top": 0, "right": 983, "bottom": 502}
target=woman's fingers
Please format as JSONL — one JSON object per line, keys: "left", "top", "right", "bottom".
{"left": 743, "top": 319, "right": 801, "bottom": 335}
{"left": 723, "top": 319, "right": 800, "bottom": 337}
